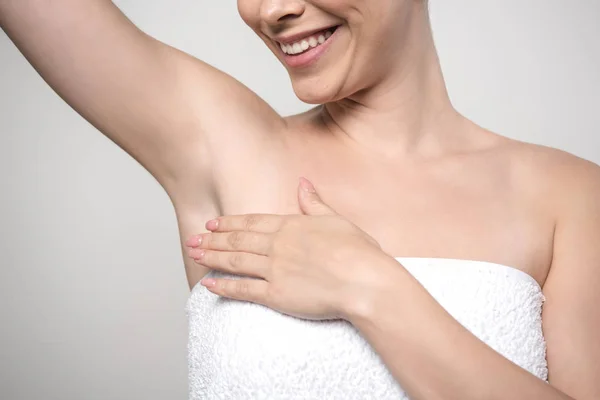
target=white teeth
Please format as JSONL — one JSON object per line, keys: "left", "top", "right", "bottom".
{"left": 279, "top": 28, "right": 336, "bottom": 55}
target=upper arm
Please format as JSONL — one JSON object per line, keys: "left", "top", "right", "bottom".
{"left": 542, "top": 155, "right": 600, "bottom": 399}
{"left": 0, "top": 0, "right": 285, "bottom": 190}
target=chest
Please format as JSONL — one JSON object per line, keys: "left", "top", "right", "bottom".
{"left": 212, "top": 143, "right": 553, "bottom": 285}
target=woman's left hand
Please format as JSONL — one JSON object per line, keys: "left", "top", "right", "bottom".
{"left": 184, "top": 177, "right": 396, "bottom": 321}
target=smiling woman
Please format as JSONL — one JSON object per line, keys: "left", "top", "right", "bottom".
{"left": 1, "top": 0, "right": 600, "bottom": 399}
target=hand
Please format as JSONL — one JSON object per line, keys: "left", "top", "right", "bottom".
{"left": 184, "top": 177, "right": 395, "bottom": 321}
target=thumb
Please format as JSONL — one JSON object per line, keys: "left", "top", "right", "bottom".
{"left": 298, "top": 177, "right": 337, "bottom": 216}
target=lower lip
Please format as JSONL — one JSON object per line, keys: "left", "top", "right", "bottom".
{"left": 278, "top": 27, "right": 340, "bottom": 69}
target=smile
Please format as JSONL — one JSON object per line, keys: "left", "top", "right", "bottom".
{"left": 276, "top": 26, "right": 339, "bottom": 56}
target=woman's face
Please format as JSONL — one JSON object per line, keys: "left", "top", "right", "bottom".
{"left": 238, "top": 0, "right": 422, "bottom": 104}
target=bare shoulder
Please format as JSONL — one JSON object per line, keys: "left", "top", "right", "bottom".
{"left": 508, "top": 138, "right": 599, "bottom": 190}
{"left": 486, "top": 138, "right": 600, "bottom": 276}
{"left": 486, "top": 136, "right": 600, "bottom": 198}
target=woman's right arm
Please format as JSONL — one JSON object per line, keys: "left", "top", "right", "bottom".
{"left": 0, "top": 0, "right": 286, "bottom": 193}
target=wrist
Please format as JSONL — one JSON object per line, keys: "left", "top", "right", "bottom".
{"left": 341, "top": 254, "right": 409, "bottom": 324}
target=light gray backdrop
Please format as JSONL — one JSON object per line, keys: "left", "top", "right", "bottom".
{"left": 1, "top": 1, "right": 599, "bottom": 399}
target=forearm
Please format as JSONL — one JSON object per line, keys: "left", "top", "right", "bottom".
{"left": 349, "top": 259, "right": 573, "bottom": 400}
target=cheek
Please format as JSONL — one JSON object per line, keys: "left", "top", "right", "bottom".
{"left": 236, "top": 0, "right": 260, "bottom": 28}
{"left": 310, "top": 0, "right": 357, "bottom": 11}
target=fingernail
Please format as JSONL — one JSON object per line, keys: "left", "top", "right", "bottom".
{"left": 185, "top": 235, "right": 202, "bottom": 247}
{"left": 206, "top": 219, "right": 219, "bottom": 231}
{"left": 299, "top": 177, "right": 316, "bottom": 193}
{"left": 201, "top": 278, "right": 216, "bottom": 288}
{"left": 188, "top": 249, "right": 205, "bottom": 260}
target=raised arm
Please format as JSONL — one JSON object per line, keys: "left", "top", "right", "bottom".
{"left": 0, "top": 0, "right": 285, "bottom": 192}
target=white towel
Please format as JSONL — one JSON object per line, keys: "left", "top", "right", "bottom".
{"left": 186, "top": 257, "right": 547, "bottom": 399}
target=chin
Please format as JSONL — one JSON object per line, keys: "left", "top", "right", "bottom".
{"left": 292, "top": 85, "right": 337, "bottom": 104}
{"left": 289, "top": 66, "right": 353, "bottom": 105}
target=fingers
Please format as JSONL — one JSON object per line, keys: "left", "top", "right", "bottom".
{"left": 190, "top": 249, "right": 271, "bottom": 280}
{"left": 196, "top": 231, "right": 273, "bottom": 255}
{"left": 185, "top": 222, "right": 276, "bottom": 281}
{"left": 201, "top": 277, "right": 270, "bottom": 305}
{"left": 206, "top": 214, "right": 285, "bottom": 233}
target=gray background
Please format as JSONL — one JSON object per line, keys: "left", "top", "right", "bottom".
{"left": 1, "top": 1, "right": 599, "bottom": 399}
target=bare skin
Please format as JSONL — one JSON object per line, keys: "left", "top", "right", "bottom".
{"left": 0, "top": 0, "right": 557, "bottom": 288}
{"left": 1, "top": 0, "right": 598, "bottom": 398}
{"left": 187, "top": 108, "right": 556, "bottom": 289}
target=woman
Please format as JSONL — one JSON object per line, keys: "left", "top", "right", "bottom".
{"left": 1, "top": 0, "right": 598, "bottom": 399}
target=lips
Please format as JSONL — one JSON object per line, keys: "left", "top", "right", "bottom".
{"left": 277, "top": 25, "right": 341, "bottom": 68}
{"left": 277, "top": 26, "right": 338, "bottom": 56}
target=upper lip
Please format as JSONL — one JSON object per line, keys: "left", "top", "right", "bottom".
{"left": 273, "top": 25, "right": 339, "bottom": 45}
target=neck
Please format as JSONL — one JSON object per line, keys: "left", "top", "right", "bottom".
{"left": 320, "top": 13, "right": 467, "bottom": 159}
